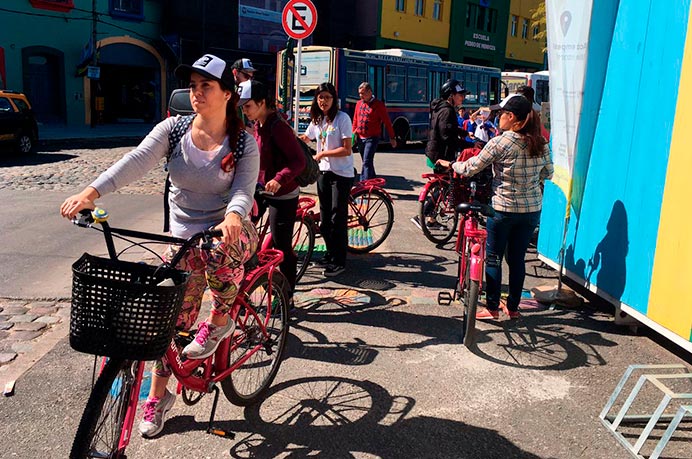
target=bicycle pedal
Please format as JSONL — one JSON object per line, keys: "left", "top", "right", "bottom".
{"left": 438, "top": 291, "right": 454, "bottom": 306}
{"left": 207, "top": 427, "right": 235, "bottom": 438}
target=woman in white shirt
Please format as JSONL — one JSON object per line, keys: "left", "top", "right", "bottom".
{"left": 302, "top": 82, "right": 354, "bottom": 277}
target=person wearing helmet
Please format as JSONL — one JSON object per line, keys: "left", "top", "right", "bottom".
{"left": 425, "top": 79, "right": 469, "bottom": 166}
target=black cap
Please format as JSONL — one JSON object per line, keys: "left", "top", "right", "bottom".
{"left": 490, "top": 94, "right": 532, "bottom": 119}
{"left": 175, "top": 54, "right": 234, "bottom": 89}
{"left": 231, "top": 58, "right": 256, "bottom": 73}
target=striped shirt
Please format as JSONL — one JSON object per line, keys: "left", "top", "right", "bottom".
{"left": 452, "top": 130, "right": 553, "bottom": 213}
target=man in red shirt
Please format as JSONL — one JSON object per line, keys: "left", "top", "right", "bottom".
{"left": 352, "top": 82, "right": 397, "bottom": 181}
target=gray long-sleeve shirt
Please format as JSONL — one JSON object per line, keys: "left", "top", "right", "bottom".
{"left": 90, "top": 116, "right": 259, "bottom": 238}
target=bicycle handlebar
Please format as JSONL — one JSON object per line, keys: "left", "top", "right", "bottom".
{"left": 73, "top": 208, "right": 224, "bottom": 268}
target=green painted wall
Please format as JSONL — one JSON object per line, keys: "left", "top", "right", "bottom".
{"left": 0, "top": 0, "right": 162, "bottom": 126}
{"left": 449, "top": 0, "right": 509, "bottom": 68}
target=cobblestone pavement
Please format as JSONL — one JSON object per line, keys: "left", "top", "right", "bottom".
{"left": 0, "top": 147, "right": 166, "bottom": 195}
{"left": 0, "top": 148, "right": 166, "bottom": 386}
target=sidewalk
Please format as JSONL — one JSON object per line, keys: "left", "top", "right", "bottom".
{"left": 38, "top": 122, "right": 154, "bottom": 145}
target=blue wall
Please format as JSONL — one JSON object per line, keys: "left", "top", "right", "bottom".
{"left": 538, "top": 0, "right": 690, "bottom": 311}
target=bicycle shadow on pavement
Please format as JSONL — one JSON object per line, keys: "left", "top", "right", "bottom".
{"left": 290, "top": 288, "right": 465, "bottom": 354}
{"left": 228, "top": 376, "right": 543, "bottom": 459}
{"left": 299, "top": 251, "right": 457, "bottom": 292}
{"left": 468, "top": 307, "right": 621, "bottom": 371}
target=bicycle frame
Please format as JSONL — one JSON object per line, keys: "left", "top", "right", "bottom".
{"left": 456, "top": 213, "right": 487, "bottom": 290}
{"left": 73, "top": 211, "right": 287, "bottom": 454}
{"left": 418, "top": 172, "right": 451, "bottom": 204}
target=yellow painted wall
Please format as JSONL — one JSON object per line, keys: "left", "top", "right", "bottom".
{"left": 648, "top": 14, "right": 692, "bottom": 340}
{"left": 380, "top": 0, "right": 451, "bottom": 49}
{"left": 505, "top": 0, "right": 544, "bottom": 64}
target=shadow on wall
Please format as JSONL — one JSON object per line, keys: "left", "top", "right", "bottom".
{"left": 566, "top": 200, "right": 629, "bottom": 301}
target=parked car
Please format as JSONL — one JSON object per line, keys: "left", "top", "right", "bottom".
{"left": 0, "top": 90, "right": 39, "bottom": 154}
{"left": 167, "top": 88, "right": 193, "bottom": 117}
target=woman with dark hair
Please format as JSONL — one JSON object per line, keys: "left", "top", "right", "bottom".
{"left": 240, "top": 79, "right": 306, "bottom": 296}
{"left": 437, "top": 94, "right": 553, "bottom": 320}
{"left": 60, "top": 54, "right": 260, "bottom": 437}
{"left": 301, "top": 82, "right": 354, "bottom": 277}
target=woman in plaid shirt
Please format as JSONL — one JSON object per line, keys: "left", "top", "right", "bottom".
{"left": 437, "top": 94, "right": 553, "bottom": 320}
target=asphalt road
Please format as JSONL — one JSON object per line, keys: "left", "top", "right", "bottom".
{"left": 0, "top": 144, "right": 690, "bottom": 458}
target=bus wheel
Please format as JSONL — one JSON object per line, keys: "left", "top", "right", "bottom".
{"left": 393, "top": 121, "right": 409, "bottom": 149}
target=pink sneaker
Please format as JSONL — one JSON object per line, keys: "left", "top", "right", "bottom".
{"left": 138, "top": 389, "right": 175, "bottom": 438}
{"left": 476, "top": 307, "right": 499, "bottom": 320}
{"left": 182, "top": 320, "right": 235, "bottom": 359}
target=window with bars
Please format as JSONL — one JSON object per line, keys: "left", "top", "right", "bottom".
{"left": 522, "top": 18, "right": 529, "bottom": 38}
{"left": 432, "top": 0, "right": 442, "bottom": 20}
{"left": 414, "top": 0, "right": 424, "bottom": 16}
{"left": 109, "top": 0, "right": 144, "bottom": 20}
{"left": 396, "top": 0, "right": 406, "bottom": 12}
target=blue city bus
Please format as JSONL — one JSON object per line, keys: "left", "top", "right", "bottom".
{"left": 276, "top": 46, "right": 502, "bottom": 142}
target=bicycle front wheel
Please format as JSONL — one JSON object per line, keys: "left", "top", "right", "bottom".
{"left": 419, "top": 180, "right": 457, "bottom": 245}
{"left": 462, "top": 259, "right": 479, "bottom": 347}
{"left": 70, "top": 358, "right": 139, "bottom": 459}
{"left": 293, "top": 216, "right": 316, "bottom": 283}
{"left": 347, "top": 188, "right": 394, "bottom": 253}
{"left": 222, "top": 272, "right": 289, "bottom": 406}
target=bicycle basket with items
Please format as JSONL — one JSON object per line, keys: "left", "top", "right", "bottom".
{"left": 70, "top": 254, "right": 189, "bottom": 361}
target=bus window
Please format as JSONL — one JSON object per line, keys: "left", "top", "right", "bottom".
{"left": 346, "top": 61, "right": 367, "bottom": 98}
{"left": 407, "top": 67, "right": 427, "bottom": 102}
{"left": 300, "top": 51, "right": 332, "bottom": 88}
{"left": 386, "top": 65, "right": 406, "bottom": 102}
{"left": 535, "top": 79, "right": 549, "bottom": 104}
{"left": 479, "top": 74, "right": 489, "bottom": 105}
{"left": 464, "top": 72, "right": 479, "bottom": 105}
{"left": 428, "top": 71, "right": 445, "bottom": 100}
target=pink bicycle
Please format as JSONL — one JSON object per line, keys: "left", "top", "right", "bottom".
{"left": 438, "top": 181, "right": 495, "bottom": 347}
{"left": 68, "top": 208, "right": 289, "bottom": 458}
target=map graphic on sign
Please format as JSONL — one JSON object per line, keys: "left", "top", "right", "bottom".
{"left": 282, "top": 0, "right": 318, "bottom": 40}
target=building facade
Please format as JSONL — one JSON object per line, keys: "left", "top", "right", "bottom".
{"left": 1, "top": 0, "right": 170, "bottom": 127}
{"left": 504, "top": 0, "right": 545, "bottom": 71}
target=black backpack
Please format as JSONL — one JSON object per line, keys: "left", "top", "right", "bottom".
{"left": 162, "top": 114, "right": 246, "bottom": 231}
{"left": 269, "top": 116, "right": 319, "bottom": 187}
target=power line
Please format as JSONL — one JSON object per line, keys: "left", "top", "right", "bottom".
{"left": 0, "top": 6, "right": 91, "bottom": 21}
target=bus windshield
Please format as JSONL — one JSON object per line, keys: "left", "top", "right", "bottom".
{"left": 299, "top": 51, "right": 331, "bottom": 88}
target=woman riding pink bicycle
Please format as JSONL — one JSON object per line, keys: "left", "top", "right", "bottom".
{"left": 60, "top": 53, "right": 259, "bottom": 438}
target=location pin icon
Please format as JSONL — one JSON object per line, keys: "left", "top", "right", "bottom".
{"left": 560, "top": 11, "right": 572, "bottom": 36}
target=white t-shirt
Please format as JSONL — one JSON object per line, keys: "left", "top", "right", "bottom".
{"left": 305, "top": 111, "right": 354, "bottom": 178}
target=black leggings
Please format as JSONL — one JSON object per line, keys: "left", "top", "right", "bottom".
{"left": 317, "top": 171, "right": 354, "bottom": 266}
{"left": 259, "top": 196, "right": 299, "bottom": 292}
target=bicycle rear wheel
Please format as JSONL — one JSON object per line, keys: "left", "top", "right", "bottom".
{"left": 347, "top": 188, "right": 394, "bottom": 253}
{"left": 419, "top": 180, "right": 457, "bottom": 245}
{"left": 70, "top": 358, "right": 139, "bottom": 459}
{"left": 293, "top": 216, "right": 315, "bottom": 283}
{"left": 461, "top": 257, "right": 479, "bottom": 347}
{"left": 222, "top": 272, "right": 289, "bottom": 406}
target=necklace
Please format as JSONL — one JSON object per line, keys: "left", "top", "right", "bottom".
{"left": 319, "top": 119, "right": 332, "bottom": 151}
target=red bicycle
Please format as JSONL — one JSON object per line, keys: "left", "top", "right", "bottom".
{"left": 438, "top": 181, "right": 495, "bottom": 347}
{"left": 69, "top": 208, "right": 290, "bottom": 458}
{"left": 253, "top": 190, "right": 317, "bottom": 283}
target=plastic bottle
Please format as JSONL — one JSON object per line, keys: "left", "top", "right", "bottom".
{"left": 139, "top": 371, "right": 152, "bottom": 401}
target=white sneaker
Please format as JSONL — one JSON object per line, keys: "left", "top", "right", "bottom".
{"left": 182, "top": 320, "right": 235, "bottom": 360}
{"left": 138, "top": 389, "right": 175, "bottom": 438}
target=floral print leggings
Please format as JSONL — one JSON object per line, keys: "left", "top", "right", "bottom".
{"left": 153, "top": 220, "right": 258, "bottom": 377}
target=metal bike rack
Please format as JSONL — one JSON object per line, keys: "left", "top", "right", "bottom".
{"left": 600, "top": 364, "right": 692, "bottom": 458}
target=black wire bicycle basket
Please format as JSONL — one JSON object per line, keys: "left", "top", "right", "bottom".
{"left": 70, "top": 253, "right": 189, "bottom": 361}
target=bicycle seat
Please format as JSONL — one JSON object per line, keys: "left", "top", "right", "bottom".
{"left": 456, "top": 202, "right": 495, "bottom": 217}
{"left": 244, "top": 253, "right": 259, "bottom": 271}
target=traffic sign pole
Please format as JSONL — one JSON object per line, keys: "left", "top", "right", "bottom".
{"left": 282, "top": 0, "right": 317, "bottom": 133}
{"left": 294, "top": 39, "right": 302, "bottom": 132}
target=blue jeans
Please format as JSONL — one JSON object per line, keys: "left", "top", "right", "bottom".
{"left": 485, "top": 210, "right": 541, "bottom": 312}
{"left": 357, "top": 137, "right": 379, "bottom": 181}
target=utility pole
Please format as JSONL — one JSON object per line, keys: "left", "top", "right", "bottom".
{"left": 90, "top": 0, "right": 97, "bottom": 127}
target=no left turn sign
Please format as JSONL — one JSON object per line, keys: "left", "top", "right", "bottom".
{"left": 282, "top": 0, "right": 318, "bottom": 40}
